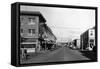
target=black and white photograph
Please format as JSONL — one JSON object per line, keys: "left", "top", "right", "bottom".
{"left": 19, "top": 4, "right": 97, "bottom": 64}
{"left": 11, "top": 2, "right": 97, "bottom": 66}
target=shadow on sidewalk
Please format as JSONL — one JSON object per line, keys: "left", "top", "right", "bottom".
{"left": 79, "top": 51, "right": 97, "bottom": 60}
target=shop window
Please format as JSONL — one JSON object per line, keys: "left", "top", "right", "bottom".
{"left": 21, "top": 44, "right": 36, "bottom": 48}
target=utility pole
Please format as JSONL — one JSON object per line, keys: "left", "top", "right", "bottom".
{"left": 45, "top": 40, "right": 46, "bottom": 51}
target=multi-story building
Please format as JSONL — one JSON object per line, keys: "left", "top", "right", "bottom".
{"left": 20, "top": 11, "right": 57, "bottom": 54}
{"left": 80, "top": 27, "right": 95, "bottom": 51}
{"left": 20, "top": 11, "right": 46, "bottom": 53}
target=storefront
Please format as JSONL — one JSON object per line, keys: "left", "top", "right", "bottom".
{"left": 20, "top": 11, "right": 46, "bottom": 56}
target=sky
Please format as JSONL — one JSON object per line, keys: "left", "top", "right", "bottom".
{"left": 20, "top": 5, "right": 95, "bottom": 42}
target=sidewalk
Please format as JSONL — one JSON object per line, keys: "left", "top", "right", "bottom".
{"left": 20, "top": 50, "right": 52, "bottom": 64}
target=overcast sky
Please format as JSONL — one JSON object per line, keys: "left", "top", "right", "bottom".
{"left": 20, "top": 5, "right": 95, "bottom": 42}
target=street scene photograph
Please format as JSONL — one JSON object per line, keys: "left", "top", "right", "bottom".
{"left": 19, "top": 5, "right": 97, "bottom": 64}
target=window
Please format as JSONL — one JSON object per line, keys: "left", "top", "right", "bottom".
{"left": 90, "top": 39, "right": 94, "bottom": 42}
{"left": 28, "top": 18, "right": 32, "bottom": 22}
{"left": 28, "top": 29, "right": 35, "bottom": 34}
{"left": 21, "top": 44, "right": 36, "bottom": 48}
{"left": 28, "top": 18, "right": 35, "bottom": 25}
{"left": 90, "top": 33, "right": 93, "bottom": 35}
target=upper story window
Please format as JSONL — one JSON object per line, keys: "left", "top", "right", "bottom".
{"left": 90, "top": 33, "right": 93, "bottom": 36}
{"left": 28, "top": 18, "right": 36, "bottom": 25}
{"left": 28, "top": 29, "right": 35, "bottom": 34}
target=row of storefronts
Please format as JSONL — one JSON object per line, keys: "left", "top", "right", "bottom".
{"left": 20, "top": 11, "right": 57, "bottom": 55}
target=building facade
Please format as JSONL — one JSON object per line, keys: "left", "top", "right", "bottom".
{"left": 39, "top": 23, "right": 57, "bottom": 50}
{"left": 20, "top": 11, "right": 57, "bottom": 54}
{"left": 20, "top": 11, "right": 46, "bottom": 53}
{"left": 80, "top": 27, "right": 95, "bottom": 51}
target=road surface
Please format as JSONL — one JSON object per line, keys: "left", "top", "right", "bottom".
{"left": 21, "top": 46, "right": 90, "bottom": 64}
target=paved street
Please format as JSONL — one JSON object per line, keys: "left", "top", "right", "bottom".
{"left": 19, "top": 7, "right": 96, "bottom": 65}
{"left": 21, "top": 46, "right": 90, "bottom": 64}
